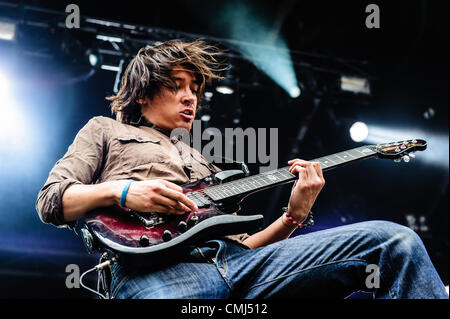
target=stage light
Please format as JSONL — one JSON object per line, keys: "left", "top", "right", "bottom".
{"left": 340, "top": 76, "right": 370, "bottom": 95}
{"left": 201, "top": 114, "right": 211, "bottom": 122}
{"left": 85, "top": 49, "right": 102, "bottom": 69}
{"left": 0, "top": 69, "right": 44, "bottom": 159}
{"left": 101, "top": 64, "right": 121, "bottom": 72}
{"left": 350, "top": 121, "right": 369, "bottom": 142}
{"left": 88, "top": 53, "right": 98, "bottom": 67}
{"left": 203, "top": 91, "right": 213, "bottom": 101}
{"left": 215, "top": 76, "right": 235, "bottom": 95}
{"left": 0, "top": 20, "right": 16, "bottom": 41}
{"left": 289, "top": 86, "right": 301, "bottom": 98}
{"left": 423, "top": 107, "right": 435, "bottom": 120}
{"left": 217, "top": 2, "right": 300, "bottom": 100}
{"left": 95, "top": 34, "right": 124, "bottom": 43}
{"left": 0, "top": 71, "right": 26, "bottom": 148}
{"left": 216, "top": 85, "right": 234, "bottom": 95}
{"left": 0, "top": 71, "right": 10, "bottom": 96}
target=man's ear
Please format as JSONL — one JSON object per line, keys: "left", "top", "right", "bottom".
{"left": 137, "top": 98, "right": 145, "bottom": 105}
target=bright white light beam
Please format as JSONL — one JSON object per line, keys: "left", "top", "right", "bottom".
{"left": 350, "top": 121, "right": 369, "bottom": 142}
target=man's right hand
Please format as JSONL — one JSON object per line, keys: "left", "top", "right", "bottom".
{"left": 121, "top": 179, "right": 198, "bottom": 215}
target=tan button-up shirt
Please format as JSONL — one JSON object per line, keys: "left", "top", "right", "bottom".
{"left": 36, "top": 116, "right": 249, "bottom": 244}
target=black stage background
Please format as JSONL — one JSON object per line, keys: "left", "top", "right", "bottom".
{"left": 0, "top": 0, "right": 448, "bottom": 299}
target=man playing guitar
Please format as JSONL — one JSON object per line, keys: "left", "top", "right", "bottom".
{"left": 36, "top": 39, "right": 447, "bottom": 299}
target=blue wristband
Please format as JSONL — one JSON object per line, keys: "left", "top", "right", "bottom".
{"left": 120, "top": 179, "right": 133, "bottom": 208}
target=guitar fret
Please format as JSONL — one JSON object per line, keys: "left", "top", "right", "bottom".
{"left": 349, "top": 149, "right": 364, "bottom": 156}
{"left": 334, "top": 154, "right": 346, "bottom": 162}
{"left": 315, "top": 158, "right": 329, "bottom": 168}
{"left": 354, "top": 147, "right": 376, "bottom": 156}
{"left": 322, "top": 157, "right": 337, "bottom": 165}
{"left": 342, "top": 151, "right": 356, "bottom": 159}
{"left": 336, "top": 152, "right": 353, "bottom": 161}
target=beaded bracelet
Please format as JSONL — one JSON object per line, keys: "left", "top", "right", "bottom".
{"left": 282, "top": 207, "right": 314, "bottom": 229}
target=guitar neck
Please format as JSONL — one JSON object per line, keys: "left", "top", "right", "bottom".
{"left": 203, "top": 145, "right": 378, "bottom": 202}
{"left": 314, "top": 144, "right": 377, "bottom": 172}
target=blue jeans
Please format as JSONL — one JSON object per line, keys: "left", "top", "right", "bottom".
{"left": 109, "top": 221, "right": 448, "bottom": 299}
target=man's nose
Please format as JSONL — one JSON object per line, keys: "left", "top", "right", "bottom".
{"left": 182, "top": 89, "right": 196, "bottom": 105}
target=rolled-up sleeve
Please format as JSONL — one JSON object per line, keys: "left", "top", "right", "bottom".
{"left": 36, "top": 117, "right": 107, "bottom": 227}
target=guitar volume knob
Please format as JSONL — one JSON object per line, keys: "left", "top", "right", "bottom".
{"left": 177, "top": 221, "right": 188, "bottom": 233}
{"left": 140, "top": 235, "right": 150, "bottom": 247}
{"left": 162, "top": 230, "right": 172, "bottom": 242}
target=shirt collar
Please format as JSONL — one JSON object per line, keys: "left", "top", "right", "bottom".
{"left": 129, "top": 114, "right": 171, "bottom": 137}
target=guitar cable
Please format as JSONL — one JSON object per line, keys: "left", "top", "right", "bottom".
{"left": 79, "top": 253, "right": 116, "bottom": 299}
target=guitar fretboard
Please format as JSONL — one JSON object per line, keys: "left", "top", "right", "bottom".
{"left": 314, "top": 145, "right": 377, "bottom": 171}
{"left": 203, "top": 145, "right": 377, "bottom": 202}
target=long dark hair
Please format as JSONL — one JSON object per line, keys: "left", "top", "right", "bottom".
{"left": 106, "top": 39, "right": 225, "bottom": 124}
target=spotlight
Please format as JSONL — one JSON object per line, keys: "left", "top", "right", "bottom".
{"left": 423, "top": 107, "right": 435, "bottom": 120}
{"left": 216, "top": 78, "right": 234, "bottom": 95}
{"left": 89, "top": 53, "right": 98, "bottom": 67}
{"left": 96, "top": 35, "right": 124, "bottom": 43}
{"left": 350, "top": 121, "right": 369, "bottom": 142}
{"left": 85, "top": 49, "right": 102, "bottom": 68}
{"left": 201, "top": 114, "right": 211, "bottom": 122}
{"left": 340, "top": 76, "right": 370, "bottom": 95}
{"left": 204, "top": 91, "right": 213, "bottom": 101}
{"left": 0, "top": 20, "right": 16, "bottom": 41}
{"left": 289, "top": 86, "right": 301, "bottom": 98}
{"left": 216, "top": 65, "right": 236, "bottom": 95}
{"left": 0, "top": 71, "right": 24, "bottom": 145}
{"left": 0, "top": 71, "right": 10, "bottom": 96}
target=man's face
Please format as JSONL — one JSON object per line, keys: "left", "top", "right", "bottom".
{"left": 140, "top": 68, "right": 199, "bottom": 132}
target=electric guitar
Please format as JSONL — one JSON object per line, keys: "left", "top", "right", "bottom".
{"left": 79, "top": 139, "right": 427, "bottom": 266}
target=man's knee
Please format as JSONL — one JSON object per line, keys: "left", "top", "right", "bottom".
{"left": 363, "top": 220, "right": 424, "bottom": 255}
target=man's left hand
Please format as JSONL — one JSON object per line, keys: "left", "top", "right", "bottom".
{"left": 287, "top": 159, "right": 325, "bottom": 223}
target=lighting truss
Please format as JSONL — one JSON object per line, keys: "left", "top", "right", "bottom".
{"left": 0, "top": 1, "right": 373, "bottom": 79}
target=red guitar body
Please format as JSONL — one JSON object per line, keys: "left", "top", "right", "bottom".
{"left": 81, "top": 171, "right": 264, "bottom": 266}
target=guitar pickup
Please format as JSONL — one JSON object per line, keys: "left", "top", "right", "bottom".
{"left": 186, "top": 191, "right": 211, "bottom": 208}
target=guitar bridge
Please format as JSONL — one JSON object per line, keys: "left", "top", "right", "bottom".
{"left": 129, "top": 211, "right": 166, "bottom": 227}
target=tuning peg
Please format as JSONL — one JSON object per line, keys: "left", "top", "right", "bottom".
{"left": 402, "top": 155, "right": 410, "bottom": 163}
{"left": 409, "top": 152, "right": 416, "bottom": 158}
{"left": 394, "top": 158, "right": 402, "bottom": 163}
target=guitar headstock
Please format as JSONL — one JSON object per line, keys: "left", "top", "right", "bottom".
{"left": 371, "top": 139, "right": 427, "bottom": 162}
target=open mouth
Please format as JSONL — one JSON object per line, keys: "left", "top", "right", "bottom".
{"left": 179, "top": 108, "right": 194, "bottom": 121}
